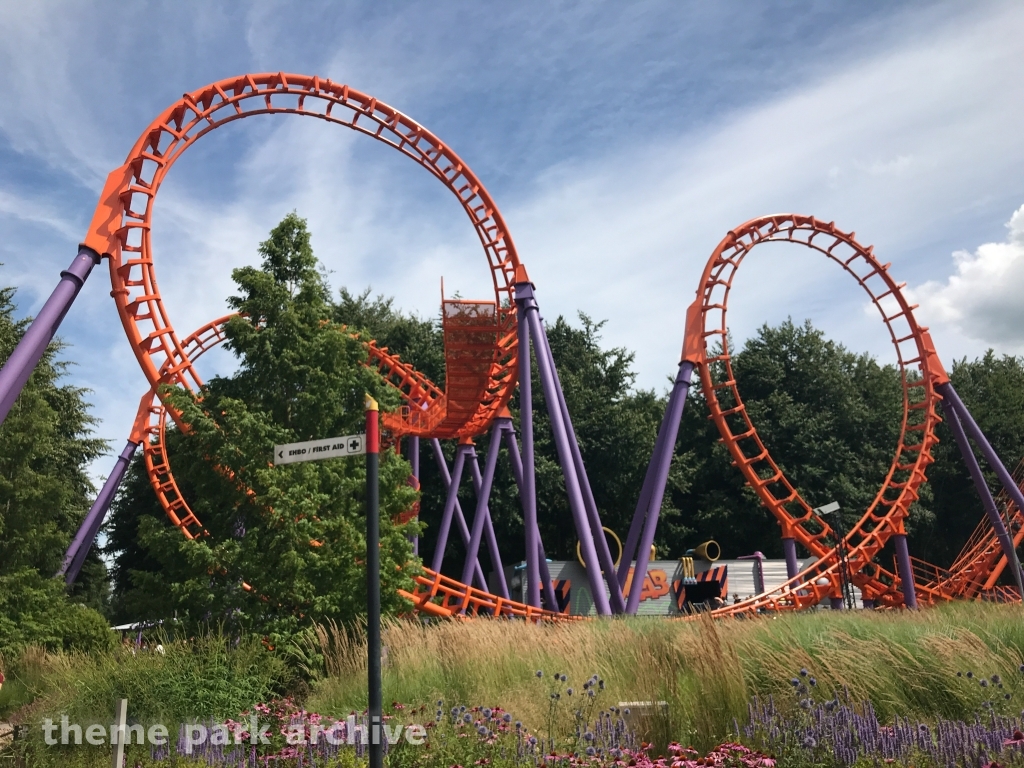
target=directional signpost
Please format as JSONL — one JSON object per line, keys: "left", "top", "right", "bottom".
{"left": 273, "top": 434, "right": 365, "bottom": 465}
{"left": 274, "top": 397, "right": 382, "bottom": 768}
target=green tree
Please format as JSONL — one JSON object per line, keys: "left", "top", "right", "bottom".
{"left": 0, "top": 282, "right": 111, "bottom": 653}
{"left": 107, "top": 214, "right": 418, "bottom": 644}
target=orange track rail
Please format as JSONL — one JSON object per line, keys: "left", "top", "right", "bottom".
{"left": 84, "top": 73, "right": 520, "bottom": 440}
{"left": 680, "top": 215, "right": 948, "bottom": 615}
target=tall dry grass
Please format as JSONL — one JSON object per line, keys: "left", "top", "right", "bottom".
{"left": 303, "top": 602, "right": 1024, "bottom": 751}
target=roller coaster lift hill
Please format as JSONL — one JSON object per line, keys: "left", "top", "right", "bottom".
{"left": 0, "top": 73, "right": 1020, "bottom": 621}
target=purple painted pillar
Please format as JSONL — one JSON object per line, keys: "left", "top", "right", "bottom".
{"left": 463, "top": 431, "right": 510, "bottom": 599}
{"left": 938, "top": 386, "right": 1024, "bottom": 598}
{"left": 409, "top": 435, "right": 419, "bottom": 556}
{"left": 516, "top": 282, "right": 611, "bottom": 615}
{"left": 537, "top": 319, "right": 624, "bottom": 612}
{"left": 830, "top": 597, "right": 844, "bottom": 610}
{"left": 623, "top": 361, "right": 694, "bottom": 614}
{"left": 501, "top": 421, "right": 559, "bottom": 610}
{"left": 429, "top": 442, "right": 487, "bottom": 590}
{"left": 515, "top": 307, "right": 542, "bottom": 609}
{"left": 892, "top": 533, "right": 918, "bottom": 609}
{"left": 619, "top": 420, "right": 666, "bottom": 589}
{"left": 782, "top": 538, "right": 799, "bottom": 580}
{"left": 0, "top": 247, "right": 101, "bottom": 428}
{"left": 60, "top": 440, "right": 138, "bottom": 584}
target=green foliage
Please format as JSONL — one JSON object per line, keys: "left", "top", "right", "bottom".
{"left": 0, "top": 280, "right": 111, "bottom": 658}
{"left": 0, "top": 284, "right": 108, "bottom": 606}
{"left": 0, "top": 569, "right": 114, "bottom": 656}
{"left": 107, "top": 214, "right": 418, "bottom": 645}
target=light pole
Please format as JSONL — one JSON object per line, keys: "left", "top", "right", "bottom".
{"left": 814, "top": 502, "right": 855, "bottom": 610}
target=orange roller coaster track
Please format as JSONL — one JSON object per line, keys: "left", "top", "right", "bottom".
{"left": 84, "top": 72, "right": 520, "bottom": 440}
{"left": 678, "top": 215, "right": 947, "bottom": 615}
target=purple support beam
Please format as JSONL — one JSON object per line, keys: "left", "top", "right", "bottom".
{"left": 0, "top": 248, "right": 101, "bottom": 428}
{"left": 409, "top": 435, "right": 419, "bottom": 556}
{"left": 623, "top": 361, "right": 694, "bottom": 614}
{"left": 782, "top": 538, "right": 799, "bottom": 580}
{"left": 463, "top": 431, "right": 510, "bottom": 599}
{"left": 537, "top": 319, "right": 624, "bottom": 612}
{"left": 501, "top": 420, "right": 559, "bottom": 611}
{"left": 892, "top": 533, "right": 918, "bottom": 609}
{"left": 830, "top": 597, "right": 844, "bottom": 610}
{"left": 514, "top": 304, "right": 542, "bottom": 609}
{"left": 60, "top": 440, "right": 138, "bottom": 584}
{"left": 517, "top": 282, "right": 611, "bottom": 615}
{"left": 619, "top": 418, "right": 666, "bottom": 590}
{"left": 937, "top": 386, "right": 1024, "bottom": 598}
{"left": 429, "top": 441, "right": 487, "bottom": 590}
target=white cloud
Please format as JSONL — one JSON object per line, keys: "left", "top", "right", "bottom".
{"left": 911, "top": 204, "right": 1024, "bottom": 353}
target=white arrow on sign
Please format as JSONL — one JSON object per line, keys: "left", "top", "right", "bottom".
{"left": 274, "top": 434, "right": 366, "bottom": 465}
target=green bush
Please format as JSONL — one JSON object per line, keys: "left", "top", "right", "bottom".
{"left": 0, "top": 569, "right": 115, "bottom": 656}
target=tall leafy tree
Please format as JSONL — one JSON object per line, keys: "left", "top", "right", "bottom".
{"left": 107, "top": 214, "right": 418, "bottom": 644}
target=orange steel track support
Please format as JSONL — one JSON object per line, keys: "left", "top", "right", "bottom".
{"left": 677, "top": 215, "right": 947, "bottom": 616}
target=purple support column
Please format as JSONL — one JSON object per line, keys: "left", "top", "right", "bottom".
{"left": 429, "top": 442, "right": 487, "bottom": 590}
{"left": 409, "top": 435, "right": 420, "bottom": 556}
{"left": 619, "top": 419, "right": 667, "bottom": 589}
{"left": 937, "top": 386, "right": 1024, "bottom": 598}
{"left": 620, "top": 363, "right": 690, "bottom": 583}
{"left": 783, "top": 538, "right": 799, "bottom": 580}
{"left": 623, "top": 362, "right": 694, "bottom": 614}
{"left": 892, "top": 533, "right": 918, "bottom": 609}
{"left": 517, "top": 282, "right": 611, "bottom": 615}
{"left": 537, "top": 320, "right": 624, "bottom": 612}
{"left": 501, "top": 421, "right": 559, "bottom": 610}
{"left": 60, "top": 440, "right": 138, "bottom": 584}
{"left": 0, "top": 248, "right": 101, "bottom": 428}
{"left": 463, "top": 431, "right": 510, "bottom": 599}
{"left": 514, "top": 304, "right": 542, "bottom": 609}
{"left": 830, "top": 597, "right": 844, "bottom": 610}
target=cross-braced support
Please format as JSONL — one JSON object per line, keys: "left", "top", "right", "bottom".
{"left": 938, "top": 382, "right": 1024, "bottom": 598}
{"left": 515, "top": 277, "right": 616, "bottom": 615}
{"left": 430, "top": 440, "right": 488, "bottom": 591}
{"left": 498, "top": 415, "right": 560, "bottom": 611}
{"left": 462, "top": 425, "right": 510, "bottom": 599}
{"left": 618, "top": 361, "right": 694, "bottom": 613}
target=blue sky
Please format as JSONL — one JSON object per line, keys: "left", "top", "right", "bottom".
{"left": 2, "top": 1, "right": 1024, "bottom": 483}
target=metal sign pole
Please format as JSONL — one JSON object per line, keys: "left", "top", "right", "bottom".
{"left": 365, "top": 395, "right": 383, "bottom": 768}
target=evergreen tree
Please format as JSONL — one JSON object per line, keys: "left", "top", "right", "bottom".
{"left": 107, "top": 214, "right": 418, "bottom": 644}
{"left": 0, "top": 282, "right": 112, "bottom": 653}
